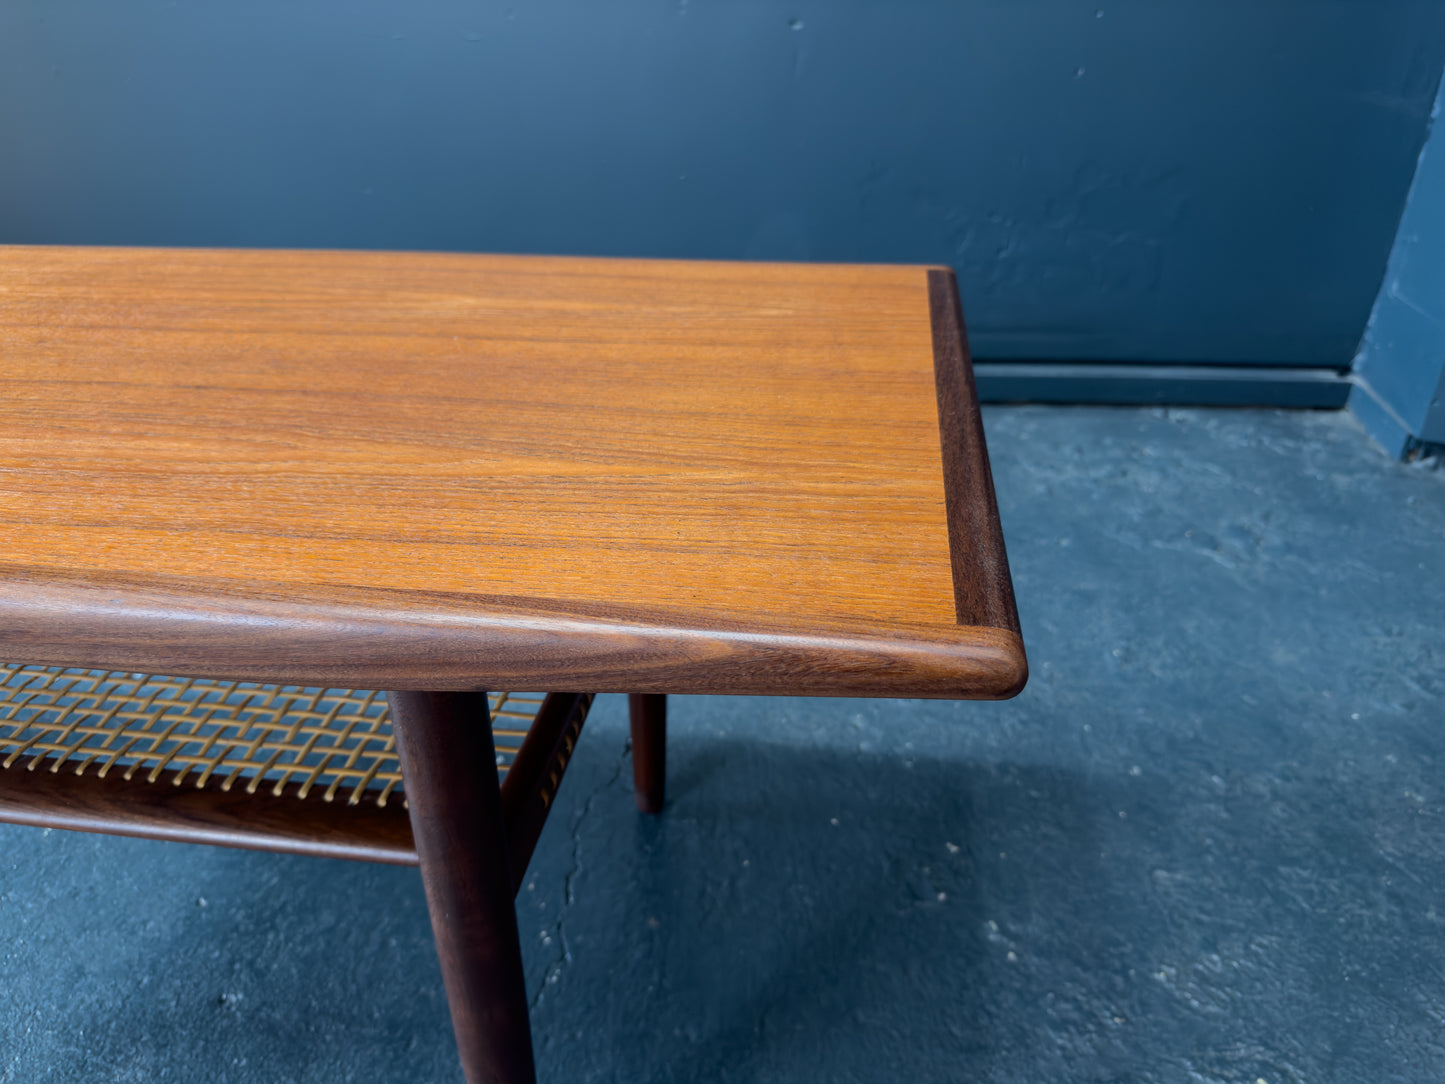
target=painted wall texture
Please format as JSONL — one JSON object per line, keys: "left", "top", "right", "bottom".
{"left": 1, "top": 1, "right": 1442, "bottom": 365}
{"left": 1351, "top": 72, "right": 1445, "bottom": 453}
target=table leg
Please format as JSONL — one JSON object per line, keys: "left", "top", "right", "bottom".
{"left": 387, "top": 691, "right": 536, "bottom": 1084}
{"left": 627, "top": 694, "right": 667, "bottom": 813}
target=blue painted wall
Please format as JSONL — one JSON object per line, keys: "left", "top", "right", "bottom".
{"left": 1, "top": 1, "right": 1441, "bottom": 366}
{"left": 1351, "top": 72, "right": 1445, "bottom": 454}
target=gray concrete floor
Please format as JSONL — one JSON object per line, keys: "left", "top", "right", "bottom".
{"left": 2, "top": 406, "right": 1443, "bottom": 1083}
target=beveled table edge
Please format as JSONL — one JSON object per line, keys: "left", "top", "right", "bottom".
{"left": 0, "top": 569, "right": 1027, "bottom": 700}
{"left": 928, "top": 268, "right": 1022, "bottom": 636}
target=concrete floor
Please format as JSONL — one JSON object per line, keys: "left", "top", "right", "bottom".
{"left": 1, "top": 405, "right": 1442, "bottom": 1083}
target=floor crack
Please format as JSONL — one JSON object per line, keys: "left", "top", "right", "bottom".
{"left": 529, "top": 734, "right": 629, "bottom": 1011}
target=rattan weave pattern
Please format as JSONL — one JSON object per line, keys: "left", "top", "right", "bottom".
{"left": 0, "top": 665, "right": 543, "bottom": 809}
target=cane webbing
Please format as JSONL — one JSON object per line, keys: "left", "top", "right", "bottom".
{"left": 0, "top": 665, "right": 544, "bottom": 809}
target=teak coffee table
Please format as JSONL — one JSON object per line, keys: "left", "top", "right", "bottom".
{"left": 0, "top": 246, "right": 1025, "bottom": 1083}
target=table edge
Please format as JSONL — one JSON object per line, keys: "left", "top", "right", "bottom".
{"left": 0, "top": 572, "right": 1027, "bottom": 700}
{"left": 0, "top": 242, "right": 941, "bottom": 276}
{"left": 929, "top": 268, "right": 1022, "bottom": 635}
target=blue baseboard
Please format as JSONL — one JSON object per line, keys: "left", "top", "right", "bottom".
{"left": 973, "top": 363, "right": 1351, "bottom": 409}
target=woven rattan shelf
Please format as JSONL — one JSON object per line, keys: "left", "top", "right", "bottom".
{"left": 0, "top": 665, "right": 592, "bottom": 870}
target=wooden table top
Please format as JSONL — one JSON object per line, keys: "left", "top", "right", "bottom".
{"left": 0, "top": 246, "right": 1024, "bottom": 698}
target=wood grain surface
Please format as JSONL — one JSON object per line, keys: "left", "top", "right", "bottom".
{"left": 0, "top": 246, "right": 1025, "bottom": 698}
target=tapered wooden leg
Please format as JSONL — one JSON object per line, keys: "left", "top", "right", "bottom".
{"left": 627, "top": 694, "right": 667, "bottom": 814}
{"left": 387, "top": 691, "right": 536, "bottom": 1084}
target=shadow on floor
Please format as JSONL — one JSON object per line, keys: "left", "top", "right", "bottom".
{"left": 3, "top": 701, "right": 1442, "bottom": 1084}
